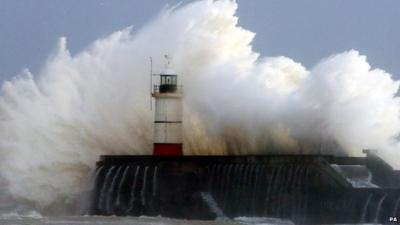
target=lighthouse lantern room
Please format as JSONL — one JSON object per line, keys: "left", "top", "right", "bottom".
{"left": 151, "top": 56, "right": 183, "bottom": 156}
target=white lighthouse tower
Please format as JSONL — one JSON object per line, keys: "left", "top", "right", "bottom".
{"left": 151, "top": 56, "right": 183, "bottom": 156}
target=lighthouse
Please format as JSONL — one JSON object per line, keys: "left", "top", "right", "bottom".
{"left": 151, "top": 56, "right": 183, "bottom": 156}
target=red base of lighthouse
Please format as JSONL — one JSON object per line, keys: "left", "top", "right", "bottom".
{"left": 153, "top": 143, "right": 183, "bottom": 156}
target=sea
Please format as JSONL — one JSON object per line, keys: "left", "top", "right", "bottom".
{"left": 0, "top": 215, "right": 296, "bottom": 225}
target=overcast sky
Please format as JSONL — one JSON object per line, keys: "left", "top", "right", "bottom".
{"left": 0, "top": 0, "right": 399, "bottom": 82}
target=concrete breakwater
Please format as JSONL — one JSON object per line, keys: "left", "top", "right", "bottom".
{"left": 89, "top": 153, "right": 400, "bottom": 224}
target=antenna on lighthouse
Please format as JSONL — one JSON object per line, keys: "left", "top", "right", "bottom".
{"left": 164, "top": 54, "right": 171, "bottom": 66}
{"left": 150, "top": 57, "right": 153, "bottom": 111}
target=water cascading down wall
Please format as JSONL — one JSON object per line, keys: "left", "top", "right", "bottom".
{"left": 89, "top": 152, "right": 400, "bottom": 225}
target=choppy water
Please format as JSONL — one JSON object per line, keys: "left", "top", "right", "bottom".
{"left": 0, "top": 215, "right": 295, "bottom": 225}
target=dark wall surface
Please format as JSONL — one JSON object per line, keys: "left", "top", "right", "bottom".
{"left": 89, "top": 154, "right": 400, "bottom": 225}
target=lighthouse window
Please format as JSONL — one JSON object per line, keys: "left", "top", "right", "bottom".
{"left": 161, "top": 76, "right": 166, "bottom": 84}
{"left": 160, "top": 75, "right": 177, "bottom": 86}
